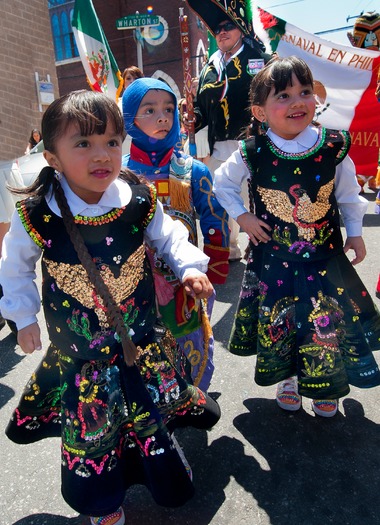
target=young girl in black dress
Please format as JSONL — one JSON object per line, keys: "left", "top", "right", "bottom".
{"left": 214, "top": 56, "right": 380, "bottom": 418}
{"left": 0, "top": 90, "right": 220, "bottom": 524}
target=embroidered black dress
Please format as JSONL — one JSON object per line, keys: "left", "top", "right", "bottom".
{"left": 5, "top": 182, "right": 220, "bottom": 516}
{"left": 229, "top": 128, "right": 380, "bottom": 400}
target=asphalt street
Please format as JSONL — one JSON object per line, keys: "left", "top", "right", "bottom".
{"left": 1, "top": 190, "right": 380, "bottom": 525}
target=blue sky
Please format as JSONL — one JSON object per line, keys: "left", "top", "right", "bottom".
{"left": 256, "top": 0, "right": 378, "bottom": 45}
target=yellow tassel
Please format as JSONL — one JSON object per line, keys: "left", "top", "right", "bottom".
{"left": 193, "top": 299, "right": 213, "bottom": 387}
{"left": 376, "top": 163, "right": 380, "bottom": 189}
{"left": 169, "top": 175, "right": 192, "bottom": 213}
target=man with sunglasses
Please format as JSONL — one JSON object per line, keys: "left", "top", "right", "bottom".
{"left": 185, "top": 0, "right": 271, "bottom": 261}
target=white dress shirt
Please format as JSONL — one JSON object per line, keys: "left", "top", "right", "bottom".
{"left": 0, "top": 176, "right": 209, "bottom": 329}
{"left": 213, "top": 126, "right": 368, "bottom": 236}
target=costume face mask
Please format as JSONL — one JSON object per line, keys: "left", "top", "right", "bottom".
{"left": 348, "top": 11, "right": 380, "bottom": 50}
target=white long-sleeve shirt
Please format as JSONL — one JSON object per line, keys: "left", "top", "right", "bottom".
{"left": 213, "top": 126, "right": 368, "bottom": 237}
{"left": 0, "top": 177, "right": 209, "bottom": 329}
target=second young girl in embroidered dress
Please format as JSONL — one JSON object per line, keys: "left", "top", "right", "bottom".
{"left": 214, "top": 56, "right": 380, "bottom": 418}
{"left": 0, "top": 90, "right": 220, "bottom": 525}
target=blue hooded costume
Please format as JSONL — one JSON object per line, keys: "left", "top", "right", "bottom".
{"left": 122, "top": 78, "right": 230, "bottom": 390}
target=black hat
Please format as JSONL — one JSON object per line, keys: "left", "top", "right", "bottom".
{"left": 186, "top": 0, "right": 253, "bottom": 36}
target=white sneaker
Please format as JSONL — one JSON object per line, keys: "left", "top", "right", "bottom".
{"left": 311, "top": 399, "right": 338, "bottom": 417}
{"left": 276, "top": 377, "right": 302, "bottom": 411}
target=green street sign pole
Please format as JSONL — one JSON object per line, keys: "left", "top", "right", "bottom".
{"left": 116, "top": 13, "right": 160, "bottom": 72}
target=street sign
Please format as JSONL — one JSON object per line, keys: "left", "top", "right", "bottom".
{"left": 116, "top": 14, "right": 159, "bottom": 30}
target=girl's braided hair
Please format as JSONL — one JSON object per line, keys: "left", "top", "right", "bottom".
{"left": 12, "top": 90, "right": 142, "bottom": 364}
{"left": 52, "top": 173, "right": 138, "bottom": 366}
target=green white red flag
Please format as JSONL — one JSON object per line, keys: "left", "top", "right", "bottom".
{"left": 72, "top": 0, "right": 123, "bottom": 101}
{"left": 252, "top": 6, "right": 380, "bottom": 177}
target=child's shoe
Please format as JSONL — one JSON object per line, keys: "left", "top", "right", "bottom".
{"left": 312, "top": 399, "right": 338, "bottom": 418}
{"left": 276, "top": 377, "right": 301, "bottom": 411}
{"left": 90, "top": 507, "right": 125, "bottom": 525}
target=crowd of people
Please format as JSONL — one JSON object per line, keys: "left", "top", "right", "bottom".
{"left": 0, "top": 1, "right": 380, "bottom": 524}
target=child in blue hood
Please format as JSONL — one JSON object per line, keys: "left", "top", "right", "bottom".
{"left": 122, "top": 78, "right": 230, "bottom": 391}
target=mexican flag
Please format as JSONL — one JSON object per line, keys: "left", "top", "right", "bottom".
{"left": 253, "top": 8, "right": 380, "bottom": 177}
{"left": 72, "top": 0, "right": 123, "bottom": 101}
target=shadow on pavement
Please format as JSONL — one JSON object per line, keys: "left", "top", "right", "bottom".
{"left": 231, "top": 397, "right": 380, "bottom": 525}
{"left": 10, "top": 424, "right": 233, "bottom": 525}
{"left": 0, "top": 333, "right": 23, "bottom": 376}
{"left": 9, "top": 396, "right": 380, "bottom": 525}
{"left": 13, "top": 515, "right": 82, "bottom": 525}
{"left": 0, "top": 381, "right": 15, "bottom": 410}
{"left": 212, "top": 260, "right": 246, "bottom": 346}
{"left": 363, "top": 213, "right": 380, "bottom": 227}
{"left": 0, "top": 333, "right": 23, "bottom": 409}
{"left": 118, "top": 425, "right": 239, "bottom": 525}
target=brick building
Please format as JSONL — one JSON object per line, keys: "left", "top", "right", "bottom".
{"left": 56, "top": 0, "right": 208, "bottom": 101}
{"left": 0, "top": 0, "right": 58, "bottom": 160}
{"left": 0, "top": 0, "right": 208, "bottom": 161}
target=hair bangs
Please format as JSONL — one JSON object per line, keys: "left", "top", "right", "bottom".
{"left": 63, "top": 93, "right": 125, "bottom": 137}
{"left": 271, "top": 57, "right": 314, "bottom": 94}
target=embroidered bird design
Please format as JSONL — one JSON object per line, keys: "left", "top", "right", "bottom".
{"left": 257, "top": 180, "right": 334, "bottom": 241}
{"left": 44, "top": 244, "right": 145, "bottom": 329}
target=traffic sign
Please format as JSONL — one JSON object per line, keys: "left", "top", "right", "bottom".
{"left": 116, "top": 14, "right": 159, "bottom": 29}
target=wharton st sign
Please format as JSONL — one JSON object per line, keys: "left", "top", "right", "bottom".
{"left": 116, "top": 14, "right": 159, "bottom": 29}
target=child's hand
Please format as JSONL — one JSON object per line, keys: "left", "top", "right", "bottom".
{"left": 237, "top": 212, "right": 272, "bottom": 246}
{"left": 183, "top": 274, "right": 214, "bottom": 300}
{"left": 17, "top": 323, "right": 42, "bottom": 354}
{"left": 343, "top": 236, "right": 366, "bottom": 265}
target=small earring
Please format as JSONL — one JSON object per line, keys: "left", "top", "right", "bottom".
{"left": 260, "top": 121, "right": 267, "bottom": 131}
{"left": 54, "top": 170, "right": 62, "bottom": 181}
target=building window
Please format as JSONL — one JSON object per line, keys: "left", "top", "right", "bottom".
{"left": 48, "top": 0, "right": 78, "bottom": 61}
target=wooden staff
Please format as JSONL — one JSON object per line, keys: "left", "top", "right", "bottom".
{"left": 179, "top": 7, "right": 197, "bottom": 157}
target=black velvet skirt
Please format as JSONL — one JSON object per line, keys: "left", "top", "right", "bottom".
{"left": 6, "top": 325, "right": 220, "bottom": 516}
{"left": 229, "top": 245, "right": 380, "bottom": 400}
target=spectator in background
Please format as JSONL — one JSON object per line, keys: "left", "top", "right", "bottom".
{"left": 25, "top": 128, "right": 42, "bottom": 154}
{"left": 120, "top": 66, "right": 145, "bottom": 156}
{"left": 121, "top": 65, "right": 144, "bottom": 94}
